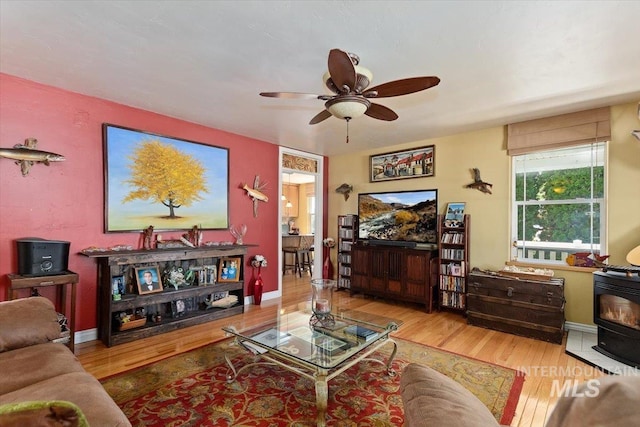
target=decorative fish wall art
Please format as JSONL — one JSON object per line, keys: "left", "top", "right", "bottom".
{"left": 0, "top": 138, "right": 65, "bottom": 176}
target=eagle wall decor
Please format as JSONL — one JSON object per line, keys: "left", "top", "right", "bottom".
{"left": 465, "top": 168, "right": 492, "bottom": 194}
{"left": 335, "top": 183, "right": 353, "bottom": 201}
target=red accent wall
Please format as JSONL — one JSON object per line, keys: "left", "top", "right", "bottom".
{"left": 0, "top": 73, "right": 287, "bottom": 331}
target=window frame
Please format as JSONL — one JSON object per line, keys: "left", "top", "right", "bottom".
{"left": 510, "top": 142, "right": 608, "bottom": 266}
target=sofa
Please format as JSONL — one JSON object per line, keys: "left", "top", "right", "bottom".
{"left": 0, "top": 296, "right": 131, "bottom": 426}
{"left": 401, "top": 362, "right": 640, "bottom": 427}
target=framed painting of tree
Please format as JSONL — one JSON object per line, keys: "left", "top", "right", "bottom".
{"left": 102, "top": 123, "right": 229, "bottom": 232}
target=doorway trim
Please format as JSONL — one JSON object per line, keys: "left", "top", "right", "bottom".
{"left": 278, "top": 147, "right": 324, "bottom": 295}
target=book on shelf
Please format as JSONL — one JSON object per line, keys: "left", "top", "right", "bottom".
{"left": 339, "top": 215, "right": 355, "bottom": 226}
{"left": 344, "top": 325, "right": 378, "bottom": 341}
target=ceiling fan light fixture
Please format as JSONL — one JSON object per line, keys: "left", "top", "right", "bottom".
{"left": 325, "top": 96, "right": 371, "bottom": 120}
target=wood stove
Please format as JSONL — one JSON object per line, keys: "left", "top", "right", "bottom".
{"left": 593, "top": 271, "right": 640, "bottom": 368}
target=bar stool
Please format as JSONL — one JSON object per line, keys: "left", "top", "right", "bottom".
{"left": 296, "top": 236, "right": 314, "bottom": 277}
{"left": 282, "top": 236, "right": 301, "bottom": 275}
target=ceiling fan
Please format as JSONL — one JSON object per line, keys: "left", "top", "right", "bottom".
{"left": 260, "top": 49, "right": 440, "bottom": 125}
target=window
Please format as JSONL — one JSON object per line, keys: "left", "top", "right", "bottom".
{"left": 511, "top": 142, "right": 606, "bottom": 265}
{"left": 308, "top": 196, "right": 316, "bottom": 235}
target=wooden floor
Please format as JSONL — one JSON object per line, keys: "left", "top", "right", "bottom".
{"left": 77, "top": 274, "right": 603, "bottom": 427}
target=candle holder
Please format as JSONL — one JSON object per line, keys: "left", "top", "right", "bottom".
{"left": 309, "top": 279, "right": 336, "bottom": 328}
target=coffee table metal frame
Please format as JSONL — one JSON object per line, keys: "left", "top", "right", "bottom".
{"left": 223, "top": 310, "right": 400, "bottom": 427}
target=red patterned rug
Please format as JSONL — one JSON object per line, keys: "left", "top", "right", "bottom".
{"left": 101, "top": 337, "right": 524, "bottom": 426}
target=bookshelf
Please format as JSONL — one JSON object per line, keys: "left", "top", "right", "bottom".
{"left": 337, "top": 214, "right": 358, "bottom": 290}
{"left": 437, "top": 213, "right": 470, "bottom": 312}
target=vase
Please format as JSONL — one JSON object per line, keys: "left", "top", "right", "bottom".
{"left": 253, "top": 267, "right": 263, "bottom": 305}
{"left": 322, "top": 248, "right": 334, "bottom": 280}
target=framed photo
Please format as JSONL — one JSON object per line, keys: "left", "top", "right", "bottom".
{"left": 218, "top": 257, "right": 241, "bottom": 282}
{"left": 369, "top": 145, "right": 435, "bottom": 182}
{"left": 112, "top": 275, "right": 125, "bottom": 300}
{"left": 135, "top": 266, "right": 164, "bottom": 294}
{"left": 103, "top": 123, "right": 230, "bottom": 232}
{"left": 196, "top": 264, "right": 217, "bottom": 285}
{"left": 171, "top": 299, "right": 186, "bottom": 318}
{"left": 450, "top": 264, "right": 462, "bottom": 276}
{"left": 112, "top": 275, "right": 124, "bottom": 295}
{"left": 444, "top": 202, "right": 466, "bottom": 227}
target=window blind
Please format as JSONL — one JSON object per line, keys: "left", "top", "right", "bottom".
{"left": 507, "top": 107, "right": 610, "bottom": 155}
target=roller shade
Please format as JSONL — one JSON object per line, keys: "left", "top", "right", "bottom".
{"left": 507, "top": 107, "right": 610, "bottom": 155}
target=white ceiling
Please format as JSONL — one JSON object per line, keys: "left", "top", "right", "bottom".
{"left": 2, "top": 1, "right": 639, "bottom": 157}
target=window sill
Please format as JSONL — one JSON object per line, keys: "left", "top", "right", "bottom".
{"left": 505, "top": 261, "right": 598, "bottom": 274}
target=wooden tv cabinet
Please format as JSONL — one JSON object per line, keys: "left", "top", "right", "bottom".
{"left": 82, "top": 245, "right": 248, "bottom": 347}
{"left": 350, "top": 243, "right": 438, "bottom": 312}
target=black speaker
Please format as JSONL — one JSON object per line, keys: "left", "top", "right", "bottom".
{"left": 16, "top": 238, "right": 70, "bottom": 276}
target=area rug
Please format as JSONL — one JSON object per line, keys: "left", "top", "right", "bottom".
{"left": 101, "top": 337, "right": 524, "bottom": 426}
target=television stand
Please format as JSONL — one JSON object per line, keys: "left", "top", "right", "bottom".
{"left": 350, "top": 243, "right": 438, "bottom": 313}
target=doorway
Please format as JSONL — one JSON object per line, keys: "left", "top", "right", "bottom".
{"left": 279, "top": 147, "right": 324, "bottom": 296}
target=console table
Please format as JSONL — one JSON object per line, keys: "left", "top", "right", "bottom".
{"left": 82, "top": 245, "right": 248, "bottom": 347}
{"left": 7, "top": 271, "right": 79, "bottom": 352}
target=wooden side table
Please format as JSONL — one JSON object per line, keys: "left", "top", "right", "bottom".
{"left": 7, "top": 271, "right": 79, "bottom": 352}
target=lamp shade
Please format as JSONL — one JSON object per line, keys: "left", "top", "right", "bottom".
{"left": 627, "top": 245, "right": 640, "bottom": 266}
{"left": 325, "top": 96, "right": 371, "bottom": 120}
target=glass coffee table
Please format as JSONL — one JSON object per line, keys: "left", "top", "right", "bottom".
{"left": 222, "top": 308, "right": 402, "bottom": 427}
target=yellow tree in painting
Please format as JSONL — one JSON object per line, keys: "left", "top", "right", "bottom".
{"left": 123, "top": 140, "right": 208, "bottom": 218}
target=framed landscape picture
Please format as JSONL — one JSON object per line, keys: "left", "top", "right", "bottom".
{"left": 370, "top": 145, "right": 435, "bottom": 182}
{"left": 103, "top": 123, "right": 229, "bottom": 232}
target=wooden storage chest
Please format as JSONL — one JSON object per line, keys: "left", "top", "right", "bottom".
{"left": 467, "top": 269, "right": 565, "bottom": 343}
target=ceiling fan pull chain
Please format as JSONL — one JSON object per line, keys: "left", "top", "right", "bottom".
{"left": 346, "top": 118, "right": 350, "bottom": 143}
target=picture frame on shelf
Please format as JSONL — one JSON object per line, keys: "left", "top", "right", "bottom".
{"left": 198, "top": 264, "right": 217, "bottom": 285}
{"left": 111, "top": 275, "right": 126, "bottom": 295}
{"left": 135, "top": 266, "right": 164, "bottom": 295}
{"left": 171, "top": 299, "right": 187, "bottom": 318}
{"left": 218, "top": 257, "right": 241, "bottom": 282}
{"left": 444, "top": 202, "right": 465, "bottom": 227}
{"left": 102, "top": 123, "right": 230, "bottom": 232}
{"left": 450, "top": 264, "right": 462, "bottom": 276}
{"left": 369, "top": 145, "right": 435, "bottom": 182}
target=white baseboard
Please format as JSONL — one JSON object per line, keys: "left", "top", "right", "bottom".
{"left": 243, "top": 289, "right": 282, "bottom": 305}
{"left": 75, "top": 328, "right": 97, "bottom": 344}
{"left": 564, "top": 321, "right": 597, "bottom": 334}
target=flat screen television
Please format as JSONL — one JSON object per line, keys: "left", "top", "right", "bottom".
{"left": 357, "top": 189, "right": 438, "bottom": 248}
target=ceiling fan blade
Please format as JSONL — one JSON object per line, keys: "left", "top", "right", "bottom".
{"left": 328, "top": 49, "right": 356, "bottom": 93}
{"left": 365, "top": 76, "right": 440, "bottom": 98}
{"left": 260, "top": 92, "right": 327, "bottom": 100}
{"left": 309, "top": 109, "right": 332, "bottom": 125}
{"left": 365, "top": 103, "right": 399, "bottom": 121}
